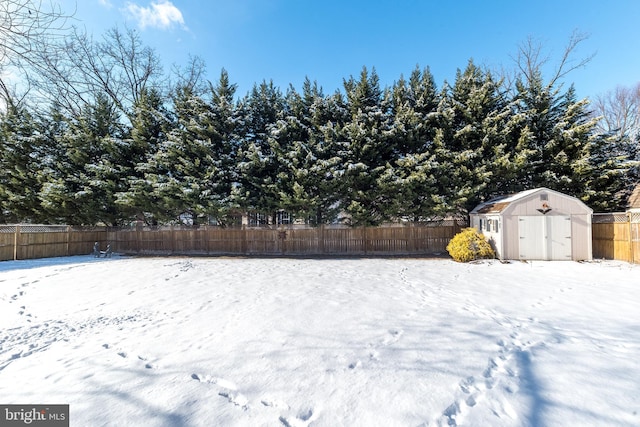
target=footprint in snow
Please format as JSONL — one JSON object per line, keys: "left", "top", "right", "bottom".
{"left": 191, "top": 373, "right": 237, "bottom": 390}
{"left": 459, "top": 376, "right": 476, "bottom": 394}
{"left": 218, "top": 390, "right": 249, "bottom": 410}
{"left": 191, "top": 374, "right": 248, "bottom": 409}
{"left": 442, "top": 400, "right": 466, "bottom": 426}
{"left": 261, "top": 397, "right": 289, "bottom": 410}
{"left": 279, "top": 407, "right": 317, "bottom": 427}
{"left": 381, "top": 329, "right": 403, "bottom": 346}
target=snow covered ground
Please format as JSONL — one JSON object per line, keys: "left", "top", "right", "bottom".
{"left": 1, "top": 255, "right": 639, "bottom": 427}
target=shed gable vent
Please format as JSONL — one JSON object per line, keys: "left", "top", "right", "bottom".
{"left": 540, "top": 193, "right": 548, "bottom": 201}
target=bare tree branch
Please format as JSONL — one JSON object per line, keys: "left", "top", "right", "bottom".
{"left": 0, "top": 0, "right": 74, "bottom": 66}
{"left": 511, "top": 30, "right": 595, "bottom": 90}
{"left": 0, "top": 0, "right": 74, "bottom": 110}
{"left": 548, "top": 30, "right": 596, "bottom": 87}
{"left": 510, "top": 35, "right": 550, "bottom": 84}
{"left": 23, "top": 25, "right": 163, "bottom": 122}
{"left": 594, "top": 83, "right": 640, "bottom": 141}
{"left": 170, "top": 55, "right": 208, "bottom": 97}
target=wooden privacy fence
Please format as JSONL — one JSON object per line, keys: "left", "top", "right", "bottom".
{"left": 592, "top": 212, "right": 640, "bottom": 264}
{"left": 0, "top": 225, "right": 107, "bottom": 261}
{"left": 3, "top": 215, "right": 638, "bottom": 262}
{"left": 0, "top": 223, "right": 463, "bottom": 260}
{"left": 109, "top": 223, "right": 464, "bottom": 257}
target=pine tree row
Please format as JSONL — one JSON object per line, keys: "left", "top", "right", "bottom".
{"left": 0, "top": 62, "right": 634, "bottom": 226}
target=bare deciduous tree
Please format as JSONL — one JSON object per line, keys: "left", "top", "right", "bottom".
{"left": 0, "top": 0, "right": 73, "bottom": 64}
{"left": 593, "top": 83, "right": 640, "bottom": 142}
{"left": 0, "top": 0, "right": 74, "bottom": 108}
{"left": 170, "top": 55, "right": 208, "bottom": 98}
{"left": 25, "top": 26, "right": 163, "bottom": 122}
{"left": 511, "top": 30, "right": 595, "bottom": 90}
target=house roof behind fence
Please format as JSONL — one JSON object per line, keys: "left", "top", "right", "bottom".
{"left": 628, "top": 183, "right": 640, "bottom": 210}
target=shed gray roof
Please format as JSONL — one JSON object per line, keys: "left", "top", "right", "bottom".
{"left": 470, "top": 187, "right": 592, "bottom": 215}
{"left": 470, "top": 188, "right": 541, "bottom": 214}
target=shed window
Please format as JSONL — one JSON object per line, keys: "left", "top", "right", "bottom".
{"left": 484, "top": 218, "right": 499, "bottom": 232}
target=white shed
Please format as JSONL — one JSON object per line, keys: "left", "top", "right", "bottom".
{"left": 469, "top": 188, "right": 593, "bottom": 261}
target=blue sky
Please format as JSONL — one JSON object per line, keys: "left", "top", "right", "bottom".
{"left": 59, "top": 0, "right": 639, "bottom": 100}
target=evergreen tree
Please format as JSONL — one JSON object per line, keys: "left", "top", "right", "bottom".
{"left": 512, "top": 73, "right": 607, "bottom": 206}
{"left": 206, "top": 69, "right": 240, "bottom": 225}
{"left": 511, "top": 70, "right": 568, "bottom": 190}
{"left": 436, "top": 61, "right": 508, "bottom": 214}
{"left": 144, "top": 82, "right": 234, "bottom": 225}
{"left": 340, "top": 66, "right": 394, "bottom": 225}
{"left": 378, "top": 66, "right": 447, "bottom": 221}
{"left": 389, "top": 66, "right": 440, "bottom": 156}
{"left": 36, "top": 105, "right": 73, "bottom": 223}
{"left": 0, "top": 102, "right": 43, "bottom": 222}
{"left": 115, "top": 87, "right": 170, "bottom": 224}
{"left": 268, "top": 81, "right": 316, "bottom": 222}
{"left": 306, "top": 88, "right": 351, "bottom": 224}
{"left": 39, "top": 93, "right": 126, "bottom": 225}
{"left": 270, "top": 78, "right": 347, "bottom": 224}
{"left": 584, "top": 131, "right": 633, "bottom": 211}
{"left": 540, "top": 86, "right": 594, "bottom": 194}
{"left": 233, "top": 80, "right": 285, "bottom": 219}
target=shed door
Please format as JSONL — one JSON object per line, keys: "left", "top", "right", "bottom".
{"left": 518, "top": 216, "right": 572, "bottom": 260}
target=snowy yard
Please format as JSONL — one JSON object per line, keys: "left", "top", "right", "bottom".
{"left": 1, "top": 255, "right": 639, "bottom": 427}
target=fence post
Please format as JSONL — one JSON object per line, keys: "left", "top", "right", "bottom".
{"left": 242, "top": 225, "right": 247, "bottom": 255}
{"left": 364, "top": 227, "right": 370, "bottom": 255}
{"left": 405, "top": 223, "right": 414, "bottom": 254}
{"left": 66, "top": 225, "right": 71, "bottom": 256}
{"left": 13, "top": 225, "right": 20, "bottom": 261}
{"left": 135, "top": 221, "right": 141, "bottom": 255}
{"left": 629, "top": 212, "right": 634, "bottom": 264}
{"left": 170, "top": 225, "right": 176, "bottom": 254}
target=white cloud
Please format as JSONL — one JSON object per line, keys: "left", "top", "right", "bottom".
{"left": 98, "top": 0, "right": 113, "bottom": 8}
{"left": 125, "top": 1, "right": 186, "bottom": 30}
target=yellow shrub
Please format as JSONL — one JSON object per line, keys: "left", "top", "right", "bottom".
{"left": 446, "top": 227, "right": 495, "bottom": 262}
